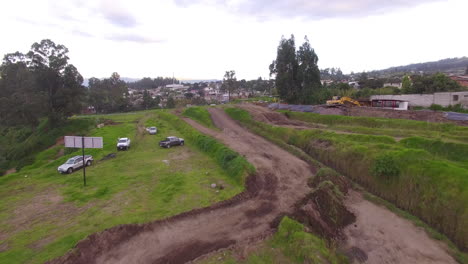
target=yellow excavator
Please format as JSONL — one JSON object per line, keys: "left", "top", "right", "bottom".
{"left": 326, "top": 96, "right": 361, "bottom": 107}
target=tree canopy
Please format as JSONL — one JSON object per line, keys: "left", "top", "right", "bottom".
{"left": 0, "top": 39, "right": 85, "bottom": 126}
{"left": 269, "top": 35, "right": 322, "bottom": 104}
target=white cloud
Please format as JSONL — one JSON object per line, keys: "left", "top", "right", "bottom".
{"left": 0, "top": 0, "right": 466, "bottom": 80}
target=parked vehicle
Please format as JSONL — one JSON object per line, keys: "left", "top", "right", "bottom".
{"left": 148, "top": 127, "right": 157, "bottom": 135}
{"left": 117, "top": 137, "right": 131, "bottom": 150}
{"left": 57, "top": 155, "right": 93, "bottom": 174}
{"left": 159, "top": 136, "right": 184, "bottom": 148}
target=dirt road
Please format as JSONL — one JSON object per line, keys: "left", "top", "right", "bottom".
{"left": 342, "top": 191, "right": 456, "bottom": 264}
{"left": 50, "top": 108, "right": 314, "bottom": 264}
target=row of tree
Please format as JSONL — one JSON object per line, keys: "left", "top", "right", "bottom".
{"left": 127, "top": 77, "right": 179, "bottom": 90}
{"left": 0, "top": 39, "right": 84, "bottom": 127}
{"left": 401, "top": 73, "right": 462, "bottom": 94}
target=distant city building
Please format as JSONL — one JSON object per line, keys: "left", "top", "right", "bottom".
{"left": 383, "top": 82, "right": 402, "bottom": 89}
{"left": 371, "top": 91, "right": 468, "bottom": 108}
{"left": 166, "top": 84, "right": 189, "bottom": 90}
{"left": 449, "top": 75, "right": 468, "bottom": 87}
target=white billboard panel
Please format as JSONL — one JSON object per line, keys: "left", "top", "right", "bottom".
{"left": 64, "top": 136, "right": 103, "bottom": 148}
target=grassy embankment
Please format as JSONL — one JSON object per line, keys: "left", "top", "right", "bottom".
{"left": 281, "top": 110, "right": 468, "bottom": 143}
{"left": 0, "top": 110, "right": 251, "bottom": 264}
{"left": 183, "top": 106, "right": 217, "bottom": 129}
{"left": 225, "top": 107, "right": 468, "bottom": 261}
{"left": 199, "top": 217, "right": 348, "bottom": 264}
{"left": 0, "top": 119, "right": 95, "bottom": 175}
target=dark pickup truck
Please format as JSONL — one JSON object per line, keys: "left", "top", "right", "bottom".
{"left": 159, "top": 136, "right": 184, "bottom": 148}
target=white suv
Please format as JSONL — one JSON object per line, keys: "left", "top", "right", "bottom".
{"left": 117, "top": 138, "right": 131, "bottom": 151}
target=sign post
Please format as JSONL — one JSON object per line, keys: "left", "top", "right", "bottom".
{"left": 82, "top": 136, "right": 86, "bottom": 186}
{"left": 64, "top": 136, "right": 103, "bottom": 186}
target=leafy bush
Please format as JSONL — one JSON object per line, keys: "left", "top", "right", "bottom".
{"left": 429, "top": 103, "right": 468, "bottom": 113}
{"left": 271, "top": 217, "right": 348, "bottom": 264}
{"left": 371, "top": 153, "right": 400, "bottom": 183}
{"left": 429, "top": 104, "right": 445, "bottom": 111}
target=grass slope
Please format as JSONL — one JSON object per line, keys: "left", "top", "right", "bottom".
{"left": 199, "top": 217, "right": 348, "bottom": 264}
{"left": 282, "top": 110, "right": 468, "bottom": 143}
{"left": 225, "top": 107, "right": 468, "bottom": 256}
{"left": 182, "top": 106, "right": 217, "bottom": 129}
{"left": 0, "top": 110, "right": 249, "bottom": 264}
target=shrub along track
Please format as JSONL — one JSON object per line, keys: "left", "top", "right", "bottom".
{"left": 48, "top": 110, "right": 315, "bottom": 264}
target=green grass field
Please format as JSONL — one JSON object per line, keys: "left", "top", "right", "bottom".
{"left": 225, "top": 107, "right": 468, "bottom": 258}
{"left": 0, "top": 110, "right": 248, "bottom": 264}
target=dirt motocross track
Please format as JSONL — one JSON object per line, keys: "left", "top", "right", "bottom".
{"left": 49, "top": 107, "right": 457, "bottom": 264}
{"left": 49, "top": 108, "right": 315, "bottom": 264}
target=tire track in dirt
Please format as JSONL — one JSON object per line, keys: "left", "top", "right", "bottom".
{"left": 48, "top": 109, "right": 315, "bottom": 264}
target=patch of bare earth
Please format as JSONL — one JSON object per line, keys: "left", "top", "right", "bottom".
{"left": 341, "top": 191, "right": 456, "bottom": 264}
{"left": 4, "top": 168, "right": 16, "bottom": 175}
{"left": 3, "top": 189, "right": 93, "bottom": 250}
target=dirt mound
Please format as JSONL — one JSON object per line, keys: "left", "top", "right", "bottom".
{"left": 103, "top": 120, "right": 120, "bottom": 126}
{"left": 238, "top": 104, "right": 319, "bottom": 128}
{"left": 294, "top": 169, "right": 355, "bottom": 240}
{"left": 313, "top": 105, "right": 346, "bottom": 115}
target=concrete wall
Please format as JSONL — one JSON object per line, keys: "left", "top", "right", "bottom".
{"left": 371, "top": 91, "right": 468, "bottom": 108}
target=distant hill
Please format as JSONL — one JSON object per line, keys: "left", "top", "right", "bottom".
{"left": 369, "top": 57, "right": 468, "bottom": 77}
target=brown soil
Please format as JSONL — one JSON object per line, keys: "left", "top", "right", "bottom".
{"left": 3, "top": 189, "right": 91, "bottom": 249}
{"left": 48, "top": 108, "right": 316, "bottom": 264}
{"left": 293, "top": 181, "right": 356, "bottom": 240}
{"left": 4, "top": 168, "right": 16, "bottom": 175}
{"left": 341, "top": 191, "right": 457, "bottom": 264}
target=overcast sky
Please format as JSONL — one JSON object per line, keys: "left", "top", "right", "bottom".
{"left": 1, "top": 0, "right": 466, "bottom": 80}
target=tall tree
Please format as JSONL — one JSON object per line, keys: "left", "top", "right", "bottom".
{"left": 27, "top": 39, "right": 84, "bottom": 124}
{"left": 88, "top": 73, "right": 129, "bottom": 113}
{"left": 0, "top": 39, "right": 84, "bottom": 126}
{"left": 401, "top": 75, "right": 412, "bottom": 94}
{"left": 465, "top": 65, "right": 468, "bottom": 75}
{"left": 270, "top": 35, "right": 322, "bottom": 104}
{"left": 270, "top": 35, "right": 299, "bottom": 103}
{"left": 297, "top": 36, "right": 321, "bottom": 103}
{"left": 222, "top": 70, "right": 237, "bottom": 101}
{"left": 166, "top": 97, "right": 175, "bottom": 108}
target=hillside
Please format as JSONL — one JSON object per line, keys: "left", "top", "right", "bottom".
{"left": 0, "top": 110, "right": 249, "bottom": 263}
{"left": 369, "top": 57, "right": 468, "bottom": 77}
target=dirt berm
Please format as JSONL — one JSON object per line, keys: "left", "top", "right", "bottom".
{"left": 48, "top": 109, "right": 319, "bottom": 264}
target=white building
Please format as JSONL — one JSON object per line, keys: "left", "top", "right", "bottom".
{"left": 370, "top": 91, "right": 468, "bottom": 108}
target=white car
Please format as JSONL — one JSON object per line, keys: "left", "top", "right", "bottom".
{"left": 117, "top": 138, "right": 131, "bottom": 151}
{"left": 148, "top": 127, "right": 157, "bottom": 135}
{"left": 58, "top": 155, "right": 93, "bottom": 174}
